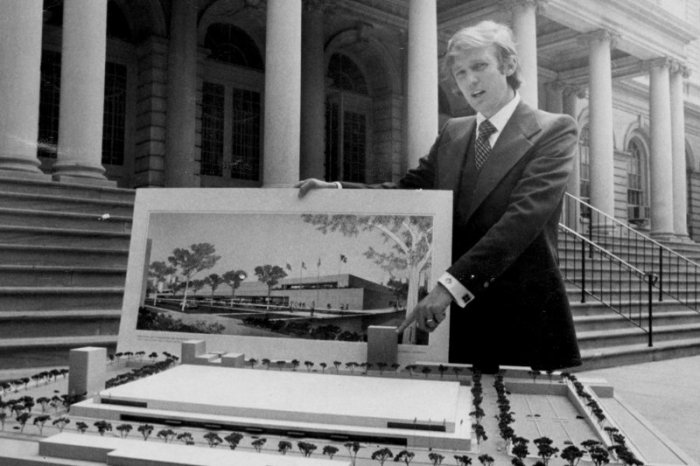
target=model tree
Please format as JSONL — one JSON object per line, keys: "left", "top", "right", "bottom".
{"left": 252, "top": 437, "right": 267, "bottom": 452}
{"left": 511, "top": 437, "right": 530, "bottom": 466}
{"left": 254, "top": 264, "right": 287, "bottom": 308}
{"left": 478, "top": 454, "right": 494, "bottom": 466}
{"left": 429, "top": 452, "right": 445, "bottom": 465}
{"left": 138, "top": 423, "right": 154, "bottom": 441}
{"left": 75, "top": 421, "right": 88, "bottom": 434}
{"left": 115, "top": 423, "right": 132, "bottom": 438}
{"left": 157, "top": 428, "right": 176, "bottom": 442}
{"left": 323, "top": 445, "right": 339, "bottom": 459}
{"left": 301, "top": 214, "right": 433, "bottom": 341}
{"left": 371, "top": 447, "right": 393, "bottom": 465}
{"left": 345, "top": 441, "right": 363, "bottom": 465}
{"left": 320, "top": 362, "right": 328, "bottom": 373}
{"left": 396, "top": 450, "right": 416, "bottom": 465}
{"left": 533, "top": 436, "right": 559, "bottom": 465}
{"left": 177, "top": 432, "right": 194, "bottom": 445}
{"left": 93, "top": 420, "right": 112, "bottom": 436}
{"left": 168, "top": 243, "right": 221, "bottom": 311}
{"left": 222, "top": 432, "right": 242, "bottom": 449}
{"left": 203, "top": 431, "right": 222, "bottom": 448}
{"left": 298, "top": 441, "right": 318, "bottom": 457}
{"left": 222, "top": 269, "right": 247, "bottom": 304}
{"left": 52, "top": 417, "right": 70, "bottom": 433}
{"left": 561, "top": 445, "right": 584, "bottom": 466}
{"left": 33, "top": 414, "right": 51, "bottom": 435}
{"left": 333, "top": 360, "right": 342, "bottom": 373}
{"left": 262, "top": 358, "right": 271, "bottom": 370}
{"left": 454, "top": 454, "right": 472, "bottom": 466}
{"left": 304, "top": 361, "right": 315, "bottom": 371}
{"left": 278, "top": 440, "right": 293, "bottom": 455}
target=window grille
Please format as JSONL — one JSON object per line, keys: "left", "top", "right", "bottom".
{"left": 38, "top": 50, "right": 61, "bottom": 159}
{"left": 201, "top": 82, "right": 225, "bottom": 176}
{"left": 102, "top": 62, "right": 127, "bottom": 166}
{"left": 342, "top": 111, "right": 366, "bottom": 182}
{"left": 204, "top": 23, "right": 264, "bottom": 70}
{"left": 230, "top": 88, "right": 261, "bottom": 181}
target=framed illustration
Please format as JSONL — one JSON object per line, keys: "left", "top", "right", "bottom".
{"left": 117, "top": 188, "right": 453, "bottom": 364}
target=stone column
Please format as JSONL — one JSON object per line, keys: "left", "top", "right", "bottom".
{"left": 53, "top": 0, "right": 113, "bottom": 184}
{"left": 563, "top": 86, "right": 583, "bottom": 199}
{"left": 263, "top": 0, "right": 302, "bottom": 187}
{"left": 647, "top": 58, "right": 675, "bottom": 238}
{"left": 544, "top": 81, "right": 564, "bottom": 114}
{"left": 406, "top": 0, "right": 438, "bottom": 169}
{"left": 670, "top": 63, "right": 690, "bottom": 239}
{"left": 0, "top": 0, "right": 47, "bottom": 177}
{"left": 300, "top": 0, "right": 326, "bottom": 180}
{"left": 164, "top": 0, "right": 198, "bottom": 187}
{"left": 511, "top": 0, "right": 539, "bottom": 107}
{"left": 582, "top": 30, "right": 616, "bottom": 217}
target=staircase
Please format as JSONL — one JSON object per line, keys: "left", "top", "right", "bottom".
{"left": 560, "top": 195, "right": 700, "bottom": 370}
{"left": 0, "top": 174, "right": 134, "bottom": 370}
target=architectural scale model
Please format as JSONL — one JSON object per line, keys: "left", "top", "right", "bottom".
{"left": 1, "top": 340, "right": 698, "bottom": 466}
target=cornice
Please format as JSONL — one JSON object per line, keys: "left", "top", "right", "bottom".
{"left": 331, "top": 0, "right": 407, "bottom": 29}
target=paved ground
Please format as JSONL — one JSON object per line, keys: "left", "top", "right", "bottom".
{"left": 581, "top": 355, "right": 700, "bottom": 464}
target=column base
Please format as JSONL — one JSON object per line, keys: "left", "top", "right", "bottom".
{"left": 0, "top": 156, "right": 48, "bottom": 179}
{"left": 0, "top": 168, "right": 51, "bottom": 182}
{"left": 52, "top": 174, "right": 117, "bottom": 188}
{"left": 649, "top": 232, "right": 676, "bottom": 242}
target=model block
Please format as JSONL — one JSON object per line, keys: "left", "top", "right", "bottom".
{"left": 221, "top": 352, "right": 245, "bottom": 367}
{"left": 68, "top": 346, "right": 106, "bottom": 397}
{"left": 181, "top": 340, "right": 206, "bottom": 364}
{"left": 366, "top": 325, "right": 398, "bottom": 366}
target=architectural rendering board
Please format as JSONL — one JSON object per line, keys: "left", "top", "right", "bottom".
{"left": 117, "top": 188, "right": 453, "bottom": 364}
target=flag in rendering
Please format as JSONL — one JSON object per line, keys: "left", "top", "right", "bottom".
{"left": 340, "top": 254, "right": 348, "bottom": 263}
{"left": 301, "top": 261, "right": 307, "bottom": 270}
{"left": 286, "top": 263, "right": 292, "bottom": 271}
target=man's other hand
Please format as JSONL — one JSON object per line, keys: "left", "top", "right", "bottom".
{"left": 295, "top": 178, "right": 338, "bottom": 198}
{"left": 397, "top": 285, "right": 452, "bottom": 334}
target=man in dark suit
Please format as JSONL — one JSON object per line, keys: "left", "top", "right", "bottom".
{"left": 297, "top": 20, "right": 581, "bottom": 372}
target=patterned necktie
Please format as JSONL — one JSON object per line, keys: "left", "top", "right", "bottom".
{"left": 475, "top": 119, "right": 497, "bottom": 170}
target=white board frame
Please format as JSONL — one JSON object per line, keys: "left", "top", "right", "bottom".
{"left": 117, "top": 188, "right": 453, "bottom": 364}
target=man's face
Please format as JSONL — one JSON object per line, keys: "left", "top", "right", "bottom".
{"left": 451, "top": 45, "right": 516, "bottom": 118}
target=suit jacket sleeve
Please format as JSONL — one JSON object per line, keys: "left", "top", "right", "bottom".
{"left": 447, "top": 113, "right": 577, "bottom": 294}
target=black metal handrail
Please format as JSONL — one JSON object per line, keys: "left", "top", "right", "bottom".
{"left": 561, "top": 193, "right": 700, "bottom": 313}
{"left": 559, "top": 224, "right": 656, "bottom": 346}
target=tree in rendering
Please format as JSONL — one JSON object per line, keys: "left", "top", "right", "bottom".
{"left": 262, "top": 358, "right": 271, "bottom": 370}
{"left": 371, "top": 447, "right": 393, "bottom": 465}
{"left": 254, "top": 264, "right": 287, "bottom": 308}
{"left": 301, "top": 214, "right": 433, "bottom": 332}
{"left": 116, "top": 423, "right": 133, "bottom": 438}
{"left": 204, "top": 273, "right": 224, "bottom": 304}
{"left": 333, "top": 361, "right": 342, "bottom": 373}
{"left": 0, "top": 412, "right": 9, "bottom": 431}
{"left": 304, "top": 361, "right": 314, "bottom": 371}
{"left": 138, "top": 423, "right": 154, "bottom": 441}
{"left": 278, "top": 440, "right": 293, "bottom": 454}
{"left": 298, "top": 441, "right": 318, "bottom": 457}
{"left": 396, "top": 450, "right": 416, "bottom": 465}
{"left": 222, "top": 269, "right": 247, "bottom": 303}
{"left": 167, "top": 243, "right": 221, "bottom": 311}
{"left": 323, "top": 445, "right": 339, "bottom": 459}
{"left": 320, "top": 362, "right": 328, "bottom": 373}
{"left": 148, "top": 261, "right": 176, "bottom": 301}
{"left": 224, "top": 432, "right": 243, "bottom": 449}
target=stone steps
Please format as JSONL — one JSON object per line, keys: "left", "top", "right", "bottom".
{"left": 0, "top": 176, "right": 133, "bottom": 370}
{"left": 578, "top": 336, "right": 700, "bottom": 370}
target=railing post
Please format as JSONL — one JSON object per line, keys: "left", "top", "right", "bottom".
{"left": 658, "top": 247, "right": 664, "bottom": 302}
{"left": 647, "top": 274, "right": 654, "bottom": 347}
{"left": 581, "top": 236, "right": 586, "bottom": 303}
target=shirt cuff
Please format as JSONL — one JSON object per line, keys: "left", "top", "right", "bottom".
{"left": 333, "top": 181, "right": 342, "bottom": 189}
{"left": 438, "top": 272, "right": 475, "bottom": 308}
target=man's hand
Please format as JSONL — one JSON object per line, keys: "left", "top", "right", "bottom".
{"left": 295, "top": 178, "right": 338, "bottom": 198}
{"left": 397, "top": 284, "right": 453, "bottom": 334}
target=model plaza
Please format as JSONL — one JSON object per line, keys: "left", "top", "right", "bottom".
{"left": 73, "top": 362, "right": 472, "bottom": 450}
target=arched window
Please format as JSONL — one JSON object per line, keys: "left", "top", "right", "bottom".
{"left": 627, "top": 138, "right": 649, "bottom": 223}
{"left": 201, "top": 24, "right": 264, "bottom": 183}
{"left": 325, "top": 53, "right": 370, "bottom": 182}
{"left": 204, "top": 23, "right": 263, "bottom": 70}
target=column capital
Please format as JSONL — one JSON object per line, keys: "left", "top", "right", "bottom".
{"left": 500, "top": 0, "right": 548, "bottom": 14}
{"left": 578, "top": 29, "right": 619, "bottom": 48}
{"left": 669, "top": 59, "right": 692, "bottom": 78}
{"left": 644, "top": 56, "right": 672, "bottom": 72}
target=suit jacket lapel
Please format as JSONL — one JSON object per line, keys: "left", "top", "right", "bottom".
{"left": 465, "top": 102, "right": 542, "bottom": 222}
{"left": 438, "top": 117, "right": 476, "bottom": 193}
